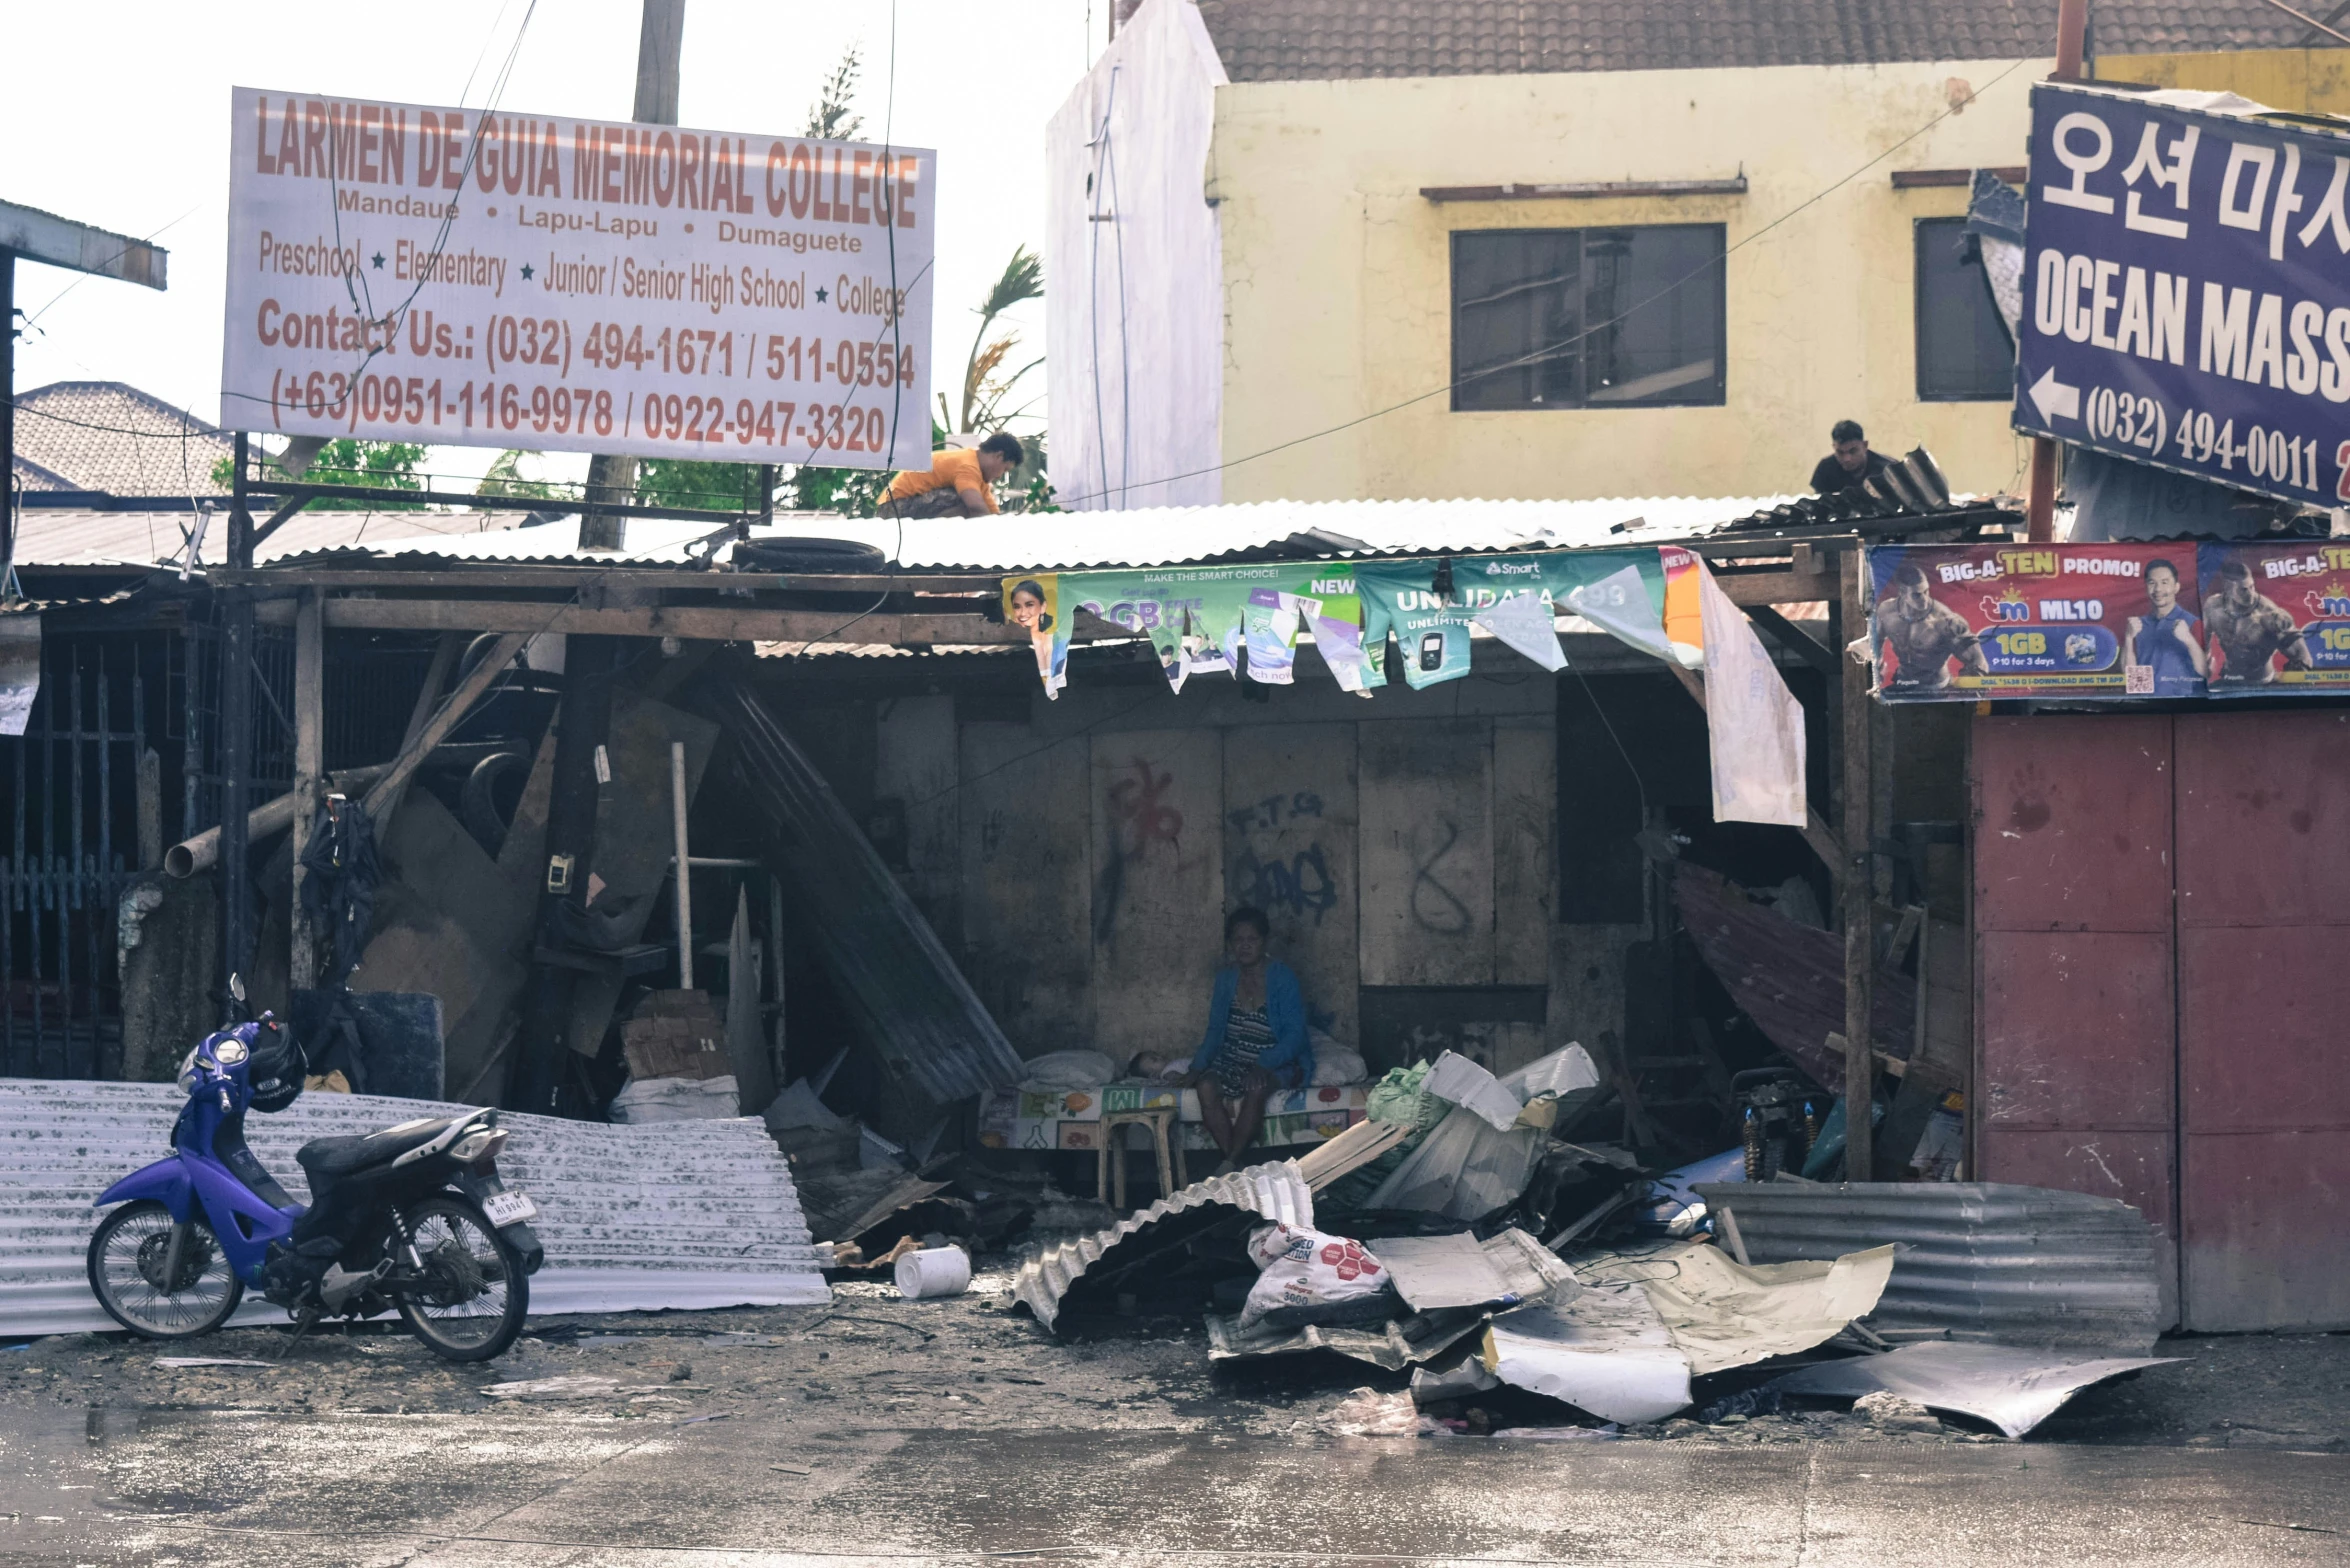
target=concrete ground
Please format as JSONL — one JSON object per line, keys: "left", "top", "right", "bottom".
{"left": 4, "top": 1270, "right": 2346, "bottom": 1564}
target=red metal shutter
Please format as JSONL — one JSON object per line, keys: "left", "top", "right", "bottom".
{"left": 1973, "top": 714, "right": 2180, "bottom": 1325}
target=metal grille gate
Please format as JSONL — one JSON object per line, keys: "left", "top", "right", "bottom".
{"left": 1, "top": 636, "right": 156, "bottom": 1079}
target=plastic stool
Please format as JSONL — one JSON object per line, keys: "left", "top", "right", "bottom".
{"left": 1097, "top": 1107, "right": 1185, "bottom": 1210}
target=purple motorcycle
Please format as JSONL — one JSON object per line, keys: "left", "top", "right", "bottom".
{"left": 85, "top": 1000, "right": 542, "bottom": 1361}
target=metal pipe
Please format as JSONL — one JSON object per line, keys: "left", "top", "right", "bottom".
{"left": 671, "top": 740, "right": 692, "bottom": 990}
{"left": 163, "top": 764, "right": 389, "bottom": 879}
{"left": 2030, "top": 0, "right": 2091, "bottom": 546}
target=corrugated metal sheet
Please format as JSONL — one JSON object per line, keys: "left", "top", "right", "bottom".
{"left": 1013, "top": 1161, "right": 1314, "bottom": 1331}
{"left": 702, "top": 674, "right": 1024, "bottom": 1106}
{"left": 259, "top": 495, "right": 1798, "bottom": 573}
{"left": 12, "top": 507, "right": 545, "bottom": 571}
{"left": 1, "top": 1079, "right": 828, "bottom": 1337}
{"left": 1675, "top": 862, "right": 1916, "bottom": 1093}
{"left": 1695, "top": 1181, "right": 2163, "bottom": 1354}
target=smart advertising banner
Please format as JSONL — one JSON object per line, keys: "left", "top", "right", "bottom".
{"left": 223, "top": 88, "right": 934, "bottom": 469}
{"left": 1866, "top": 540, "right": 2350, "bottom": 700}
{"left": 1353, "top": 547, "right": 1689, "bottom": 689}
{"left": 1004, "top": 546, "right": 1692, "bottom": 701}
{"left": 2015, "top": 81, "right": 2350, "bottom": 510}
{"left": 1001, "top": 564, "right": 1367, "bottom": 699}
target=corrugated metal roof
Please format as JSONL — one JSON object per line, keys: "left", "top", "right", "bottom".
{"left": 252, "top": 495, "right": 1801, "bottom": 574}
{"left": 767, "top": 495, "right": 1791, "bottom": 572}
{"left": 1696, "top": 1181, "right": 2164, "bottom": 1354}
{"left": 706, "top": 675, "right": 1027, "bottom": 1106}
{"left": 1013, "top": 1160, "right": 1315, "bottom": 1331}
{"left": 240, "top": 484, "right": 2008, "bottom": 577}
{"left": 1, "top": 1079, "right": 828, "bottom": 1336}
{"left": 11, "top": 507, "right": 546, "bottom": 571}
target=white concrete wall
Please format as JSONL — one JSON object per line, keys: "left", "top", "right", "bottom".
{"left": 1043, "top": 0, "right": 1228, "bottom": 510}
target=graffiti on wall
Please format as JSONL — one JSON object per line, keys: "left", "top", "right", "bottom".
{"left": 1094, "top": 757, "right": 1186, "bottom": 945}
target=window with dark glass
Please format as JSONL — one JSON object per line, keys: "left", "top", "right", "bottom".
{"left": 1450, "top": 225, "right": 1726, "bottom": 411}
{"left": 1914, "top": 216, "right": 2014, "bottom": 401}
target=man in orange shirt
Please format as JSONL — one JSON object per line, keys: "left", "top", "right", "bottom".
{"left": 879, "top": 432, "right": 1025, "bottom": 518}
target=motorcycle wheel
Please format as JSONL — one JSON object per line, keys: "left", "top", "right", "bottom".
{"left": 86, "top": 1200, "right": 245, "bottom": 1340}
{"left": 394, "top": 1195, "right": 529, "bottom": 1362}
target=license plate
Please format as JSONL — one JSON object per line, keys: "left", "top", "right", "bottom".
{"left": 481, "top": 1190, "right": 537, "bottom": 1226}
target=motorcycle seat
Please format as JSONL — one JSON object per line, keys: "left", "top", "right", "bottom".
{"left": 296, "top": 1116, "right": 462, "bottom": 1180}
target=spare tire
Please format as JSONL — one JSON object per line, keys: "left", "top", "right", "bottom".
{"left": 733, "top": 537, "right": 889, "bottom": 574}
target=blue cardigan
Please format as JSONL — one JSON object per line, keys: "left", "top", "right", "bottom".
{"left": 1189, "top": 961, "right": 1313, "bottom": 1089}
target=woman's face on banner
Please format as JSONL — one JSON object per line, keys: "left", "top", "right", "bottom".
{"left": 1011, "top": 587, "right": 1045, "bottom": 630}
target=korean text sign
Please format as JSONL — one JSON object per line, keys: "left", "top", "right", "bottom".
{"left": 1868, "top": 542, "right": 2207, "bottom": 700}
{"left": 2017, "top": 82, "right": 2350, "bottom": 509}
{"left": 222, "top": 88, "right": 934, "bottom": 469}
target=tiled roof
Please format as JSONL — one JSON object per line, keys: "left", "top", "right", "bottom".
{"left": 1191, "top": 1, "right": 2341, "bottom": 82}
{"left": 9, "top": 381, "right": 233, "bottom": 499}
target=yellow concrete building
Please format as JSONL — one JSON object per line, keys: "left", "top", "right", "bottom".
{"left": 1046, "top": 1, "right": 2337, "bottom": 510}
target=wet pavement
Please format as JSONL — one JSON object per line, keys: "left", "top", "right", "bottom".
{"left": 5, "top": 1404, "right": 2349, "bottom": 1565}
{"left": 5, "top": 1276, "right": 2348, "bottom": 1564}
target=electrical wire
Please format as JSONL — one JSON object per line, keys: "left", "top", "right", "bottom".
{"left": 1049, "top": 56, "right": 2032, "bottom": 509}
{"left": 788, "top": 0, "right": 905, "bottom": 658}
{"left": 1085, "top": 67, "right": 1123, "bottom": 511}
{"left": 224, "top": 0, "right": 542, "bottom": 422}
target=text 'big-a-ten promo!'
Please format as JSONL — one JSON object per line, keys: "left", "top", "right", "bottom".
{"left": 221, "top": 88, "right": 935, "bottom": 471}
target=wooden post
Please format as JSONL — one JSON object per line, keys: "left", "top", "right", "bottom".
{"left": 219, "top": 435, "right": 257, "bottom": 1011}
{"left": 509, "top": 635, "right": 619, "bottom": 1114}
{"left": 359, "top": 633, "right": 529, "bottom": 822}
{"left": 288, "top": 589, "right": 324, "bottom": 991}
{"left": 578, "top": 0, "right": 687, "bottom": 549}
{"left": 135, "top": 748, "right": 163, "bottom": 871}
{"left": 2028, "top": 0, "right": 2091, "bottom": 545}
{"left": 671, "top": 741, "right": 693, "bottom": 990}
{"left": 1840, "top": 544, "right": 1875, "bottom": 1179}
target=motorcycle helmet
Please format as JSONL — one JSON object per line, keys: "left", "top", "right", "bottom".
{"left": 246, "top": 1015, "right": 308, "bottom": 1113}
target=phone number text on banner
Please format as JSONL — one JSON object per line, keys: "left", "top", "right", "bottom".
{"left": 2016, "top": 81, "right": 2350, "bottom": 510}
{"left": 221, "top": 87, "right": 934, "bottom": 470}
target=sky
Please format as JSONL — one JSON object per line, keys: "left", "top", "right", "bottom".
{"left": 6, "top": 0, "right": 1104, "bottom": 487}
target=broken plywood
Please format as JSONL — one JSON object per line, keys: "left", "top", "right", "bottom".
{"left": 351, "top": 790, "right": 533, "bottom": 1102}
{"left": 561, "top": 694, "right": 717, "bottom": 1058}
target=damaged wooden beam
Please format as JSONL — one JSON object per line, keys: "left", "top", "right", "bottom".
{"left": 251, "top": 597, "right": 1115, "bottom": 646}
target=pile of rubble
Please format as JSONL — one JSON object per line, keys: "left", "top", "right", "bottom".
{"left": 999, "top": 1046, "right": 2175, "bottom": 1440}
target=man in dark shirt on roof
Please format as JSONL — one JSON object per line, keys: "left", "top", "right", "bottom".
{"left": 1810, "top": 419, "right": 1894, "bottom": 495}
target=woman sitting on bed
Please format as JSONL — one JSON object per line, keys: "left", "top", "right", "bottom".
{"left": 1181, "top": 906, "right": 1314, "bottom": 1169}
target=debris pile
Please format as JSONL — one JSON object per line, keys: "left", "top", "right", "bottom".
{"left": 989, "top": 1043, "right": 2176, "bottom": 1440}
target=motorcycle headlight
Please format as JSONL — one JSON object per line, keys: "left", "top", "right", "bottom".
{"left": 213, "top": 1039, "right": 248, "bottom": 1065}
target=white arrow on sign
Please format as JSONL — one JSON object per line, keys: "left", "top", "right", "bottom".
{"left": 2028, "top": 366, "right": 2081, "bottom": 423}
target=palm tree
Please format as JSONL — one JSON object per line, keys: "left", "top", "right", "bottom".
{"left": 942, "top": 247, "right": 1045, "bottom": 438}
{"left": 805, "top": 48, "right": 863, "bottom": 140}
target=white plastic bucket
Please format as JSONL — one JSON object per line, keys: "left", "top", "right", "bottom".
{"left": 894, "top": 1245, "right": 972, "bottom": 1300}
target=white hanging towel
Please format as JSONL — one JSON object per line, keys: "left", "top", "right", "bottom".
{"left": 1696, "top": 562, "right": 1808, "bottom": 827}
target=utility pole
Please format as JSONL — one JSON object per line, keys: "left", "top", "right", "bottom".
{"left": 511, "top": 0, "right": 685, "bottom": 1114}
{"left": 578, "top": 0, "right": 686, "bottom": 547}
{"left": 2026, "top": 0, "right": 2091, "bottom": 544}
